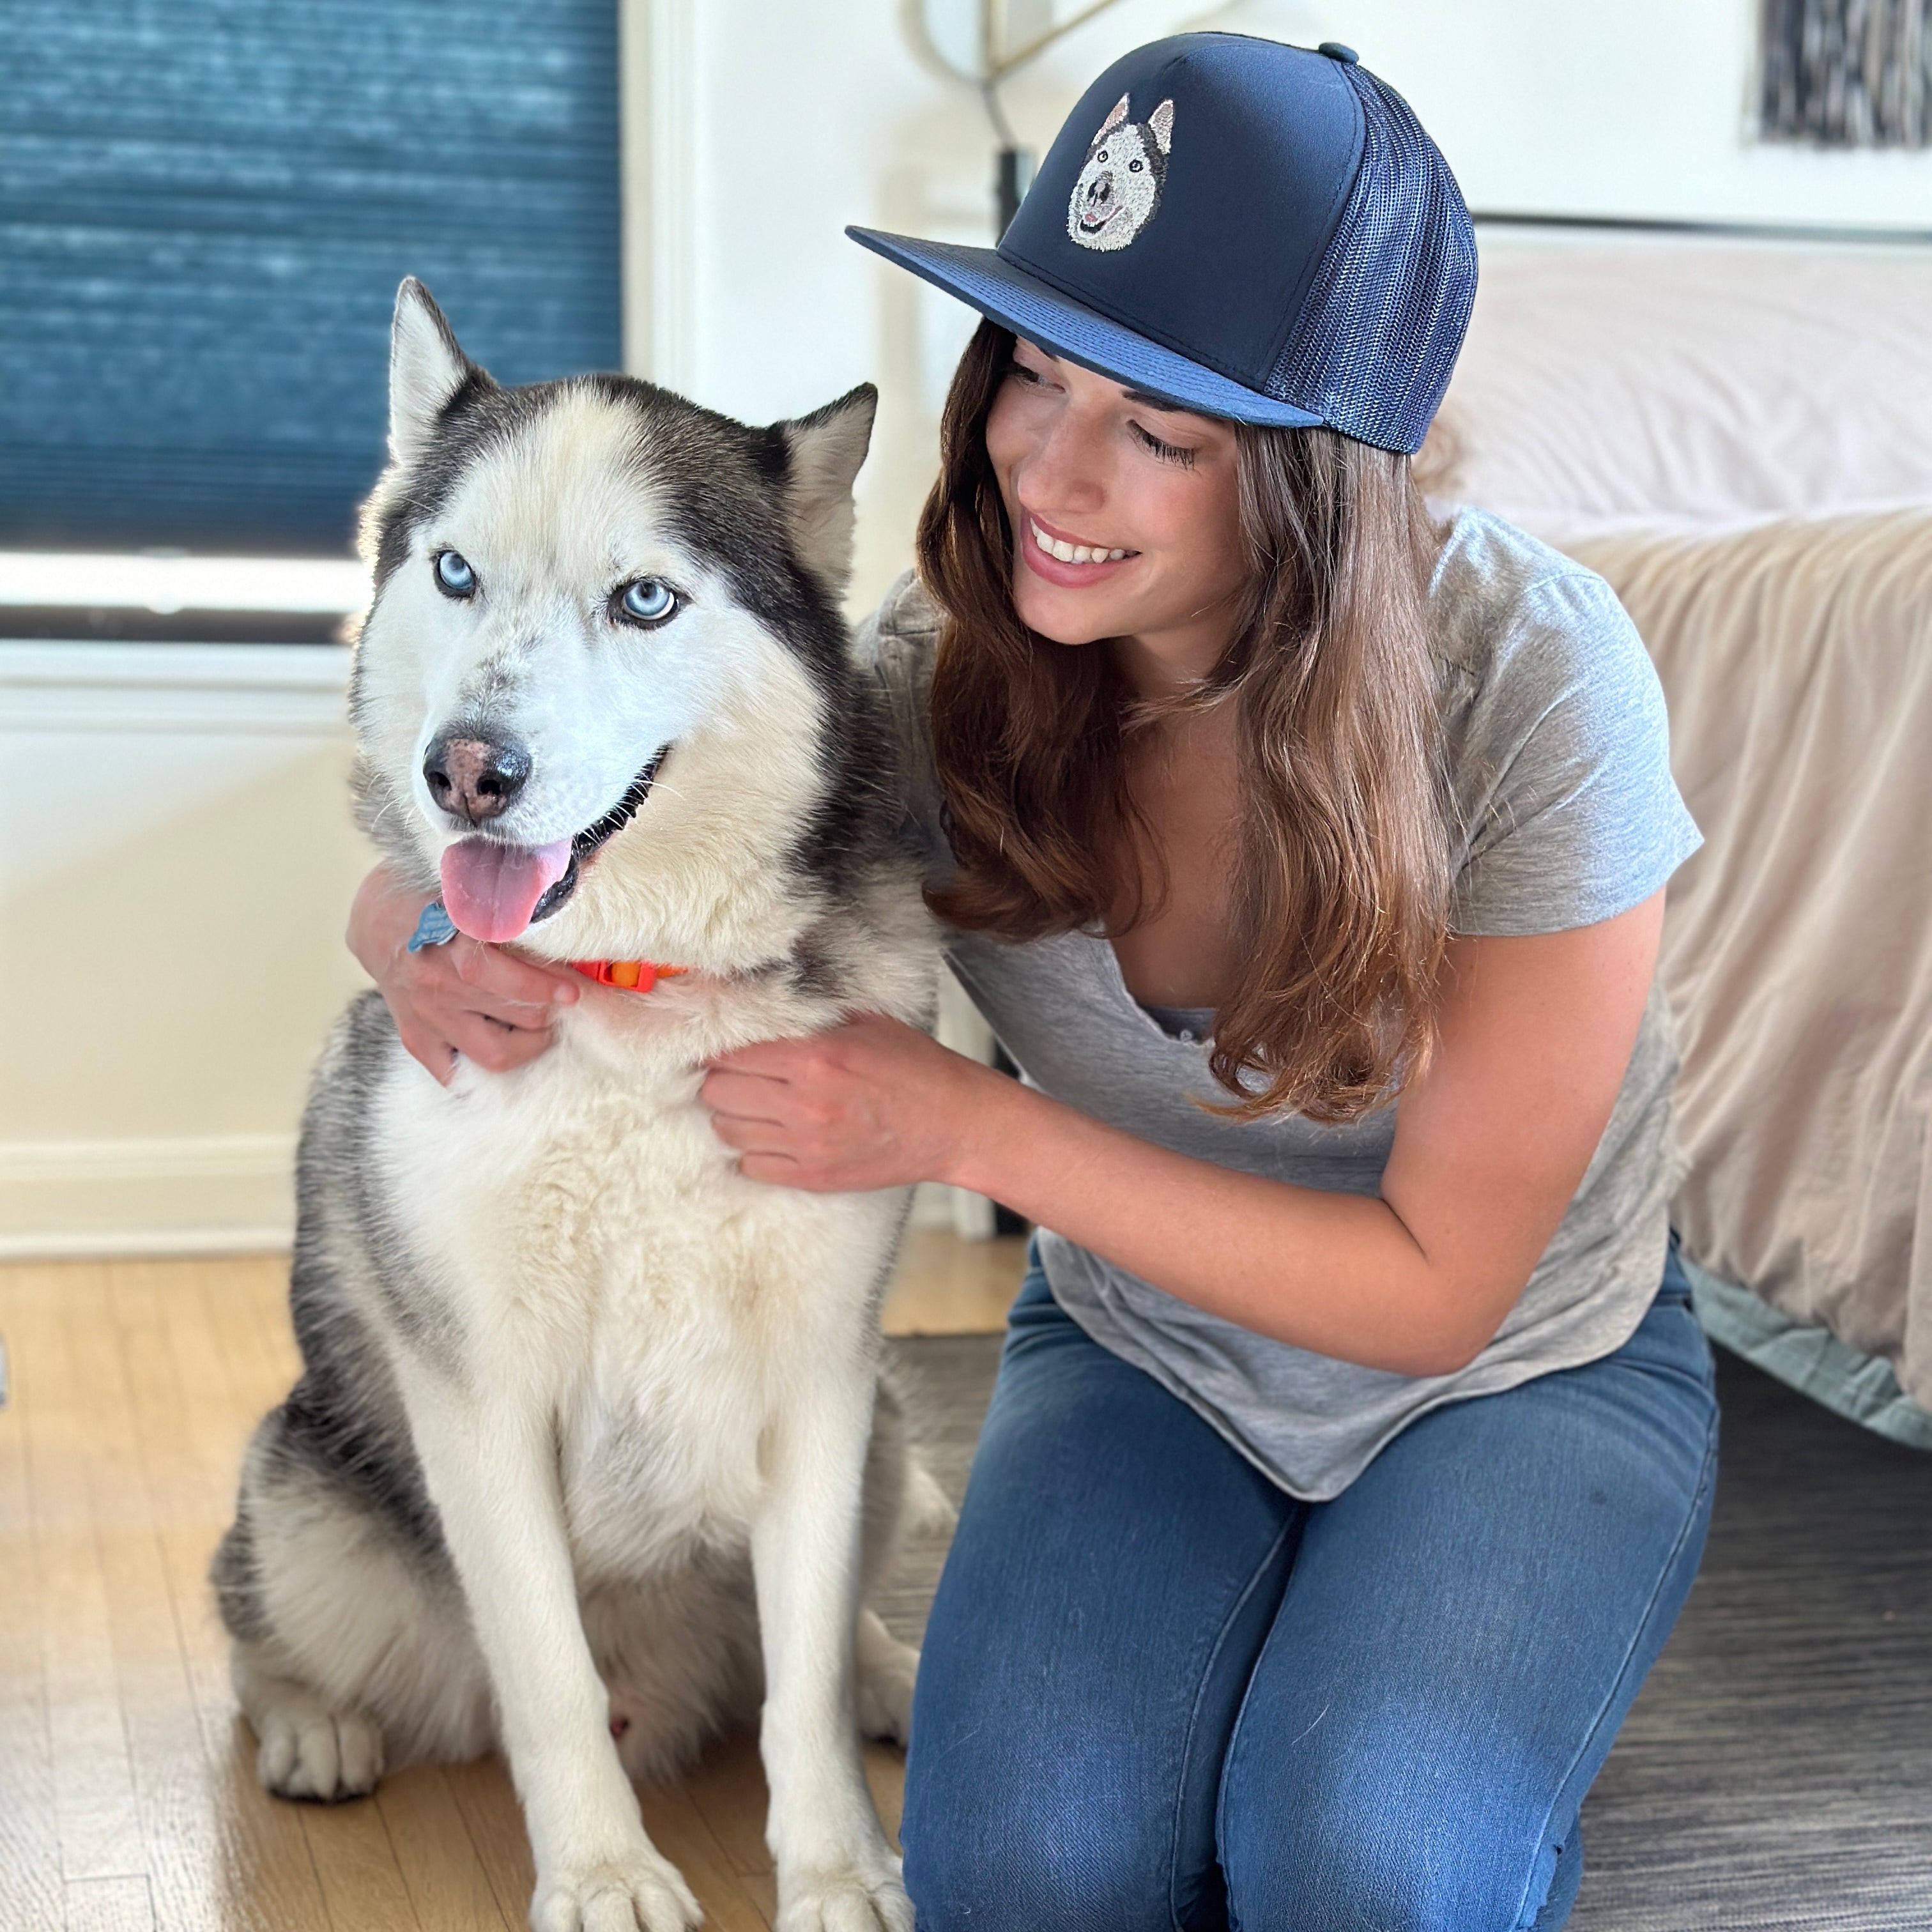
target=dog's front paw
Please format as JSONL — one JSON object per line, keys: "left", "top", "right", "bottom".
{"left": 776, "top": 1859, "right": 913, "bottom": 1932}
{"left": 532, "top": 1851, "right": 702, "bottom": 1932}
{"left": 253, "top": 1694, "right": 384, "bottom": 1802}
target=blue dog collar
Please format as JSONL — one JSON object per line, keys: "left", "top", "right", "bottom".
{"left": 407, "top": 900, "right": 457, "bottom": 951}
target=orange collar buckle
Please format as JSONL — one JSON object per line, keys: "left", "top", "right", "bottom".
{"left": 570, "top": 959, "right": 687, "bottom": 993}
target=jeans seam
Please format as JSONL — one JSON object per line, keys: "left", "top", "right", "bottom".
{"left": 1509, "top": 1400, "right": 1721, "bottom": 1932}
{"left": 1167, "top": 1517, "right": 1298, "bottom": 1932}
{"left": 1216, "top": 1541, "right": 1322, "bottom": 1932}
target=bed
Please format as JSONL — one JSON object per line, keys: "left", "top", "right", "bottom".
{"left": 1429, "top": 225, "right": 1932, "bottom": 1441}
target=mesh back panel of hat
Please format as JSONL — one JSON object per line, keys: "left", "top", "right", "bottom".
{"left": 1266, "top": 68, "right": 1478, "bottom": 454}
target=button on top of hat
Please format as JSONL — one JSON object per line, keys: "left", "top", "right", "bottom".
{"left": 1317, "top": 42, "right": 1359, "bottom": 63}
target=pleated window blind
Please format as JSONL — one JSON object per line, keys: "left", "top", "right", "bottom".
{"left": 1, "top": 0, "right": 622, "bottom": 555}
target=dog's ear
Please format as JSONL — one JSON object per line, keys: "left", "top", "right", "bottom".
{"left": 776, "top": 383, "right": 878, "bottom": 598}
{"left": 1147, "top": 99, "right": 1175, "bottom": 154}
{"left": 1096, "top": 95, "right": 1130, "bottom": 142}
{"left": 388, "top": 279, "right": 484, "bottom": 468}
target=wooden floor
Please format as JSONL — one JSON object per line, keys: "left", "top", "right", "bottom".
{"left": 0, "top": 1234, "right": 1025, "bottom": 1932}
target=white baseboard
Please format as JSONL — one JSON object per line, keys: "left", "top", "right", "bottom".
{"left": 0, "top": 1135, "right": 296, "bottom": 1259}
{"left": 1, "top": 1139, "right": 992, "bottom": 1260}
{"left": 1, "top": 1225, "right": 295, "bottom": 1261}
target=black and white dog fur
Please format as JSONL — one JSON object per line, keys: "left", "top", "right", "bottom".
{"left": 213, "top": 280, "right": 936, "bottom": 1932}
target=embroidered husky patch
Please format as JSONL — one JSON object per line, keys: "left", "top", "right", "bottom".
{"left": 1066, "top": 95, "right": 1176, "bottom": 252}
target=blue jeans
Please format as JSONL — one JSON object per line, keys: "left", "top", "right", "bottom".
{"left": 901, "top": 1243, "right": 1719, "bottom": 1931}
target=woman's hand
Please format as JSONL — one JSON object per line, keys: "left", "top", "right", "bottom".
{"left": 346, "top": 863, "right": 581, "bottom": 1085}
{"left": 700, "top": 1011, "right": 1007, "bottom": 1192}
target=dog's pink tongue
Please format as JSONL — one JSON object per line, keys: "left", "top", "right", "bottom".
{"left": 439, "top": 838, "right": 574, "bottom": 943}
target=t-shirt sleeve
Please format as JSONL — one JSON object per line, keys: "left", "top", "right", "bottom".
{"left": 1450, "top": 568, "right": 1703, "bottom": 937}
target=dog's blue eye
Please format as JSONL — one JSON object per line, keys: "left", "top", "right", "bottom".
{"left": 434, "top": 551, "right": 475, "bottom": 598}
{"left": 1096, "top": 148, "right": 1108, "bottom": 163}
{"left": 616, "top": 578, "right": 678, "bottom": 627}
{"left": 1129, "top": 158, "right": 1142, "bottom": 172}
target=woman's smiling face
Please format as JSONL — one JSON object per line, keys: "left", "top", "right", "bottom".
{"left": 983, "top": 337, "right": 1249, "bottom": 678}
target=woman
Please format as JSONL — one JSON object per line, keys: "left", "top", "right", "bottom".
{"left": 351, "top": 35, "right": 1716, "bottom": 1931}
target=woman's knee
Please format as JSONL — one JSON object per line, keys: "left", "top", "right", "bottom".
{"left": 902, "top": 1747, "right": 1177, "bottom": 1932}
{"left": 1219, "top": 1747, "right": 1568, "bottom": 1932}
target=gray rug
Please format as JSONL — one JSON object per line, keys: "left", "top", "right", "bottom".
{"left": 882, "top": 1335, "right": 1932, "bottom": 1929}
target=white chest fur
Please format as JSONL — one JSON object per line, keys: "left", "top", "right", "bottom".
{"left": 367, "top": 981, "right": 909, "bottom": 1581}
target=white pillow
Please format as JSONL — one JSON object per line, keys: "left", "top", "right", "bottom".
{"left": 1426, "top": 237, "right": 1932, "bottom": 526}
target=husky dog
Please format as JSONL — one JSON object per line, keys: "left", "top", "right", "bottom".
{"left": 213, "top": 280, "right": 935, "bottom": 1932}
{"left": 1066, "top": 93, "right": 1176, "bottom": 252}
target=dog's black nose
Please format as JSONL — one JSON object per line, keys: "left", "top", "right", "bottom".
{"left": 423, "top": 734, "right": 530, "bottom": 823}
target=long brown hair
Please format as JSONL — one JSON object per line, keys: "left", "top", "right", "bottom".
{"left": 917, "top": 321, "right": 1453, "bottom": 1124}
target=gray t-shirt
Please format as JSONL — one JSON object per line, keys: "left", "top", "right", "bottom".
{"left": 861, "top": 509, "right": 1703, "bottom": 1500}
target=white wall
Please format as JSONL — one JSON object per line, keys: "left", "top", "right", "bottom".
{"left": 0, "top": 647, "right": 370, "bottom": 1254}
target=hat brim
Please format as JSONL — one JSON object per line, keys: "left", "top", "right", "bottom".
{"left": 847, "top": 227, "right": 1324, "bottom": 431}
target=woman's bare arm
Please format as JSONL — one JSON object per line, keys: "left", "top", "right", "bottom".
{"left": 700, "top": 891, "right": 1665, "bottom": 1377}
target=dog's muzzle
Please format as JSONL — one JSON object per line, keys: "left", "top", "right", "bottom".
{"left": 436, "top": 746, "right": 670, "bottom": 943}
{"left": 529, "top": 746, "right": 671, "bottom": 924}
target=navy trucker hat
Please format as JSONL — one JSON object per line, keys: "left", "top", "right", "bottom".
{"left": 848, "top": 34, "right": 1476, "bottom": 454}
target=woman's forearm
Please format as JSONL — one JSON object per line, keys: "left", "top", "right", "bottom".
{"left": 944, "top": 1071, "right": 1482, "bottom": 1377}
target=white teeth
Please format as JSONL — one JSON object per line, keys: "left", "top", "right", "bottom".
{"left": 1031, "top": 519, "right": 1128, "bottom": 566}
